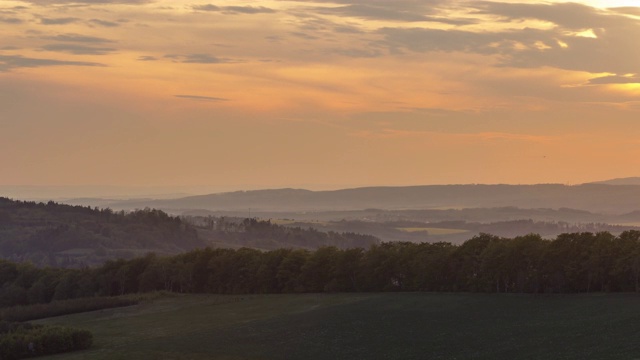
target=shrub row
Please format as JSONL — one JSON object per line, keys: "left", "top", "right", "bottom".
{"left": 0, "top": 296, "right": 138, "bottom": 322}
{"left": 0, "top": 321, "right": 92, "bottom": 359}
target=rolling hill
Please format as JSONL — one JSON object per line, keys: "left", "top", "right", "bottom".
{"left": 0, "top": 198, "right": 204, "bottom": 267}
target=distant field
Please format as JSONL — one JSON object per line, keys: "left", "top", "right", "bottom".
{"left": 398, "top": 227, "right": 470, "bottom": 235}
{"left": 271, "top": 219, "right": 328, "bottom": 226}
{"left": 269, "top": 219, "right": 297, "bottom": 225}
{"left": 57, "top": 247, "right": 174, "bottom": 257}
{"left": 36, "top": 292, "right": 640, "bottom": 360}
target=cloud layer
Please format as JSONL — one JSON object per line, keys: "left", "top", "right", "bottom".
{"left": 2, "top": 0, "right": 640, "bottom": 188}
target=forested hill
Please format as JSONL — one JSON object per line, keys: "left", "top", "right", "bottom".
{"left": 0, "top": 198, "right": 204, "bottom": 267}
{"left": 188, "top": 217, "right": 380, "bottom": 250}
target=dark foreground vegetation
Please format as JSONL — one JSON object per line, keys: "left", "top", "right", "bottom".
{"left": 0, "top": 296, "right": 142, "bottom": 359}
{"left": 4, "top": 231, "right": 640, "bottom": 310}
{"left": 0, "top": 321, "right": 92, "bottom": 360}
{"left": 0, "top": 297, "right": 138, "bottom": 323}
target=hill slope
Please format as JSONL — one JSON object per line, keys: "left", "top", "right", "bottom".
{"left": 0, "top": 198, "right": 204, "bottom": 267}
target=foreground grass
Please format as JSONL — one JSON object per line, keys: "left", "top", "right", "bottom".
{"left": 37, "top": 293, "right": 640, "bottom": 360}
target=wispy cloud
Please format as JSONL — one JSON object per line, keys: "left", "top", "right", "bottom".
{"left": 352, "top": 129, "right": 555, "bottom": 143}
{"left": 331, "top": 48, "right": 383, "bottom": 58}
{"left": 21, "top": 0, "right": 151, "bottom": 4}
{"left": 316, "top": 4, "right": 474, "bottom": 25}
{"left": 43, "top": 34, "right": 114, "bottom": 43}
{"left": 0, "top": 54, "right": 104, "bottom": 71}
{"left": 609, "top": 7, "right": 640, "bottom": 16}
{"left": 289, "top": 31, "right": 319, "bottom": 40}
{"left": 88, "top": 19, "right": 121, "bottom": 27}
{"left": 192, "top": 4, "right": 220, "bottom": 11}
{"left": 378, "top": 3, "right": 640, "bottom": 75}
{"left": 283, "top": 0, "right": 447, "bottom": 8}
{"left": 192, "top": 4, "right": 275, "bottom": 14}
{"left": 588, "top": 75, "right": 640, "bottom": 85}
{"left": 40, "top": 17, "right": 80, "bottom": 25}
{"left": 474, "top": 2, "right": 614, "bottom": 30}
{"left": 164, "top": 53, "right": 238, "bottom": 64}
{"left": 0, "top": 17, "right": 23, "bottom": 24}
{"left": 174, "top": 94, "right": 229, "bottom": 102}
{"left": 41, "top": 43, "right": 116, "bottom": 55}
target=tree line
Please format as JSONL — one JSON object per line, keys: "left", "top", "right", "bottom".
{"left": 3, "top": 231, "right": 640, "bottom": 309}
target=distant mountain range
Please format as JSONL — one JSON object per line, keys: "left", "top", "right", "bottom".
{"left": 587, "top": 177, "right": 640, "bottom": 186}
{"left": 62, "top": 182, "right": 640, "bottom": 214}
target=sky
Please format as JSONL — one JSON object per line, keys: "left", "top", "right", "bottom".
{"left": 1, "top": 0, "right": 640, "bottom": 197}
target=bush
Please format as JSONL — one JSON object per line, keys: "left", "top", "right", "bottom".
{"left": 0, "top": 321, "right": 92, "bottom": 359}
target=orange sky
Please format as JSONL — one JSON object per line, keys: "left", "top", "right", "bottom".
{"left": 1, "top": 0, "right": 640, "bottom": 196}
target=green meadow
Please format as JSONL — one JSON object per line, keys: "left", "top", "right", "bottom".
{"left": 35, "top": 292, "right": 640, "bottom": 360}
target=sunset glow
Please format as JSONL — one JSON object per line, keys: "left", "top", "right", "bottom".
{"left": 2, "top": 0, "right": 640, "bottom": 194}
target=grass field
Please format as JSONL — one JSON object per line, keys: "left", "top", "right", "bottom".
{"left": 398, "top": 227, "right": 470, "bottom": 236}
{"left": 37, "top": 293, "right": 640, "bottom": 360}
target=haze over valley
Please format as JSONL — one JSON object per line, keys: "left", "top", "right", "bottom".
{"left": 3, "top": 178, "right": 640, "bottom": 264}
